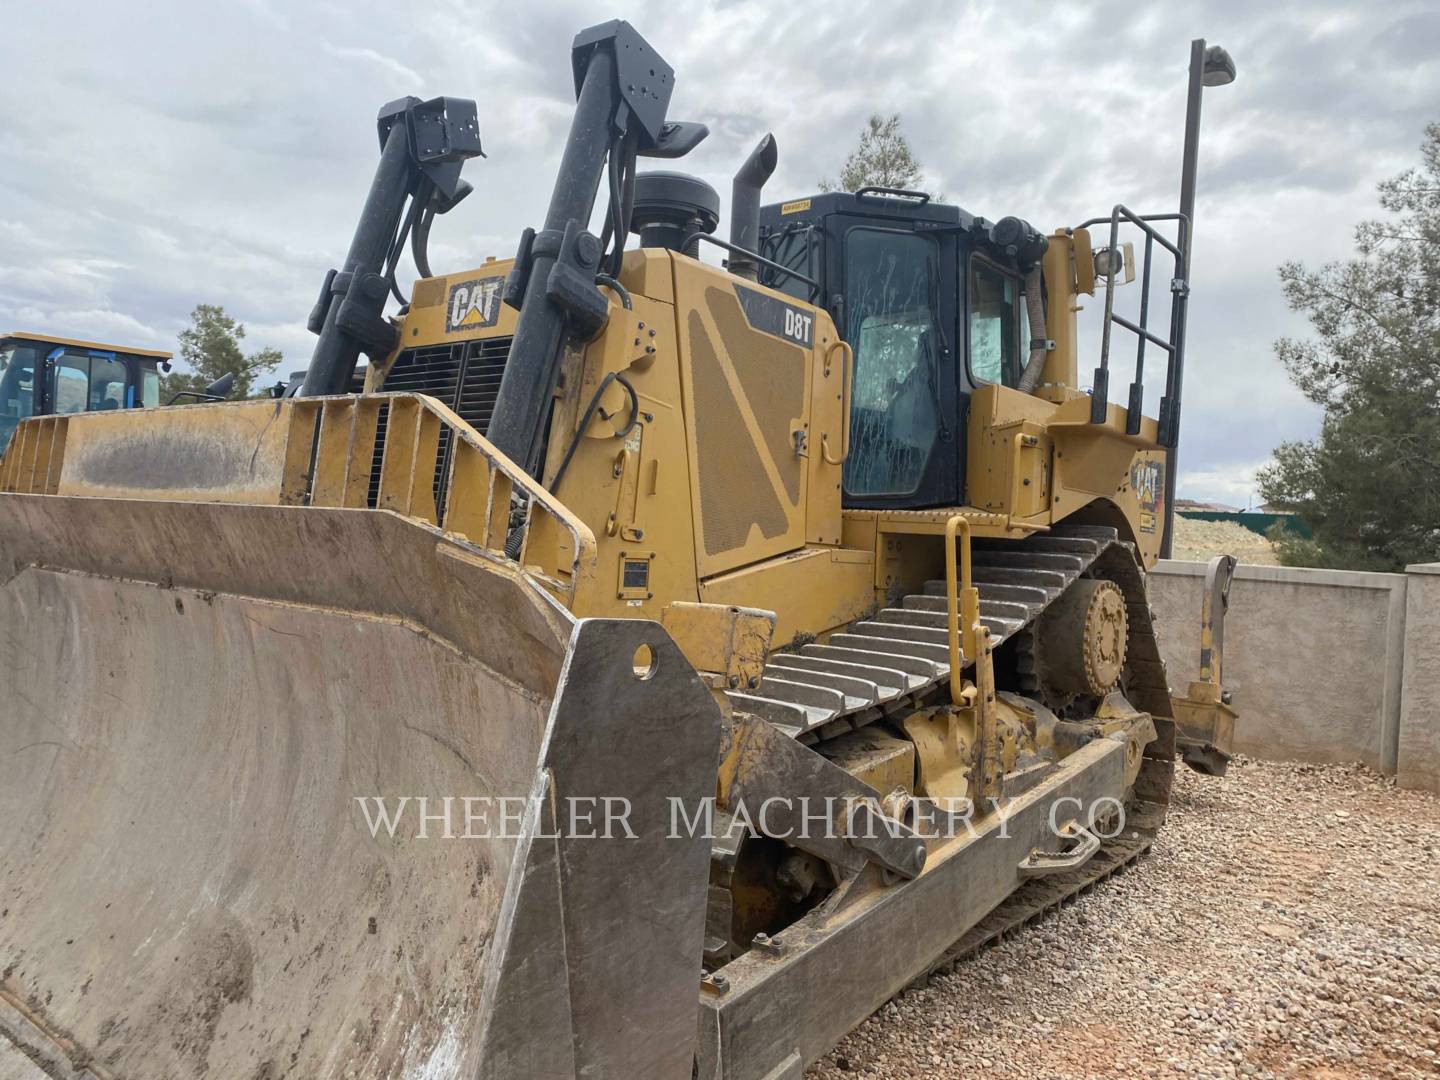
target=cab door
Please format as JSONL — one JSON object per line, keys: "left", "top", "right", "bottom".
{"left": 128, "top": 359, "right": 161, "bottom": 408}
{"left": 43, "top": 348, "right": 138, "bottom": 416}
{"left": 832, "top": 221, "right": 960, "bottom": 509}
{"left": 46, "top": 349, "right": 92, "bottom": 415}
{"left": 0, "top": 339, "right": 39, "bottom": 450}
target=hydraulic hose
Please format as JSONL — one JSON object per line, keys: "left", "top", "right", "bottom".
{"left": 1016, "top": 266, "right": 1049, "bottom": 394}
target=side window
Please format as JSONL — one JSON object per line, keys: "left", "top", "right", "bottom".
{"left": 760, "top": 224, "right": 819, "bottom": 302}
{"left": 141, "top": 365, "right": 160, "bottom": 408}
{"left": 90, "top": 357, "right": 128, "bottom": 411}
{"left": 51, "top": 352, "right": 90, "bottom": 415}
{"left": 843, "top": 229, "right": 940, "bottom": 496}
{"left": 968, "top": 257, "right": 1021, "bottom": 387}
{"left": 0, "top": 343, "right": 38, "bottom": 449}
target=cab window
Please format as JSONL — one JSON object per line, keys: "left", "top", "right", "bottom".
{"left": 760, "top": 223, "right": 819, "bottom": 302}
{"left": 90, "top": 357, "right": 129, "bottom": 411}
{"left": 843, "top": 229, "right": 940, "bottom": 496}
{"left": 0, "top": 342, "right": 39, "bottom": 449}
{"left": 51, "top": 352, "right": 90, "bottom": 414}
{"left": 968, "top": 256, "right": 1022, "bottom": 387}
{"left": 141, "top": 364, "right": 160, "bottom": 408}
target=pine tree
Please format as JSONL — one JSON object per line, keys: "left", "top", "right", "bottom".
{"left": 821, "top": 114, "right": 928, "bottom": 193}
{"left": 1257, "top": 123, "right": 1440, "bottom": 571}
{"left": 164, "top": 304, "right": 282, "bottom": 400}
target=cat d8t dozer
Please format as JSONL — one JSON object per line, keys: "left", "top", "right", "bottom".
{"left": 0, "top": 20, "right": 1240, "bottom": 1080}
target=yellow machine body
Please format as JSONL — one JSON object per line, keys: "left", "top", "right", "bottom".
{"left": 363, "top": 246, "right": 1169, "bottom": 650}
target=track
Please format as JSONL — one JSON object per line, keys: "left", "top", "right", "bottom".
{"left": 930, "top": 797, "right": 1165, "bottom": 977}
{"left": 727, "top": 523, "right": 1177, "bottom": 747}
{"left": 932, "top": 529, "right": 1179, "bottom": 973}
{"left": 729, "top": 523, "right": 1181, "bottom": 978}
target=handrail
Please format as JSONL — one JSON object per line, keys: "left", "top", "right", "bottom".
{"left": 0, "top": 394, "right": 600, "bottom": 610}
{"left": 1076, "top": 208, "right": 1186, "bottom": 260}
{"left": 855, "top": 185, "right": 931, "bottom": 204}
{"left": 943, "top": 514, "right": 983, "bottom": 707}
{"left": 285, "top": 392, "right": 599, "bottom": 606}
{"left": 1076, "top": 206, "right": 1190, "bottom": 440}
{"left": 758, "top": 221, "right": 823, "bottom": 304}
{"left": 821, "top": 339, "right": 854, "bottom": 465}
{"left": 682, "top": 232, "right": 821, "bottom": 292}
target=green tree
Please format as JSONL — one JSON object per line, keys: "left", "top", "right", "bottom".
{"left": 163, "top": 304, "right": 282, "bottom": 400}
{"left": 821, "top": 113, "right": 929, "bottom": 194}
{"left": 1257, "top": 123, "right": 1440, "bottom": 571}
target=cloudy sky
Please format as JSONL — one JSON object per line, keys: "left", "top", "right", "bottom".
{"left": 3, "top": 0, "right": 1437, "bottom": 505}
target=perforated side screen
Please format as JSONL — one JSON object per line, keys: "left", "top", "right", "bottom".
{"left": 705, "top": 286, "right": 806, "bottom": 506}
{"left": 687, "top": 310, "right": 789, "bottom": 558}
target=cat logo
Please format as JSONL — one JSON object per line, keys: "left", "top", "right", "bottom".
{"left": 1130, "top": 459, "right": 1163, "bottom": 533}
{"left": 446, "top": 274, "right": 506, "bottom": 334}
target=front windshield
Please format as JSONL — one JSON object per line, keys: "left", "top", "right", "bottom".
{"left": 0, "top": 342, "right": 39, "bottom": 450}
{"left": 842, "top": 229, "right": 940, "bottom": 496}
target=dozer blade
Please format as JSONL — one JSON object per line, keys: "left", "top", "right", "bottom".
{"left": 0, "top": 489, "right": 720, "bottom": 1078}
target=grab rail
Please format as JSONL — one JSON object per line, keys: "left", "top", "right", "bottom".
{"left": 943, "top": 514, "right": 983, "bottom": 707}
{"left": 1075, "top": 207, "right": 1189, "bottom": 443}
{"left": 285, "top": 393, "right": 599, "bottom": 605}
{"left": 821, "top": 339, "right": 854, "bottom": 465}
{"left": 0, "top": 393, "right": 600, "bottom": 608}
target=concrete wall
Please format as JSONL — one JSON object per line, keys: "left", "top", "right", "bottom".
{"left": 1148, "top": 561, "right": 1437, "bottom": 791}
{"left": 1398, "top": 565, "right": 1440, "bottom": 793}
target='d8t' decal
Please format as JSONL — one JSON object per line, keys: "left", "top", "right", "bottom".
{"left": 735, "top": 284, "right": 816, "bottom": 348}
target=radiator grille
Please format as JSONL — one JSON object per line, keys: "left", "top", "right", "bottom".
{"left": 369, "top": 335, "right": 513, "bottom": 515}
{"left": 453, "top": 337, "right": 510, "bottom": 434}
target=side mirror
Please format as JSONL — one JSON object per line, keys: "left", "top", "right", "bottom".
{"left": 639, "top": 120, "right": 709, "bottom": 160}
{"left": 166, "top": 370, "right": 238, "bottom": 406}
{"left": 204, "top": 372, "right": 236, "bottom": 399}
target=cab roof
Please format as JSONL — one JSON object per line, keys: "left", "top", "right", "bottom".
{"left": 4, "top": 331, "right": 172, "bottom": 361}
{"left": 760, "top": 189, "right": 977, "bottom": 230}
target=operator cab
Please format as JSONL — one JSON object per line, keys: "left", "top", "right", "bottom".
{"left": 0, "top": 333, "right": 172, "bottom": 450}
{"left": 757, "top": 188, "right": 1045, "bottom": 511}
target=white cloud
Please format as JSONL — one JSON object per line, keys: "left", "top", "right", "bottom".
{"left": 320, "top": 43, "right": 426, "bottom": 91}
{"left": 1179, "top": 460, "right": 1275, "bottom": 510}
{"left": 0, "top": 0, "right": 1434, "bottom": 505}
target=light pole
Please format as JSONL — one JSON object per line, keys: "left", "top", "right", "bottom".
{"left": 1160, "top": 39, "right": 1236, "bottom": 559}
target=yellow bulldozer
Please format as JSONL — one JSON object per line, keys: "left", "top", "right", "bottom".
{"left": 0, "top": 20, "right": 1239, "bottom": 1079}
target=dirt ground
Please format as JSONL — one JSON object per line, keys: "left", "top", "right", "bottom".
{"left": 1171, "top": 517, "right": 1282, "bottom": 565}
{"left": 807, "top": 760, "right": 1440, "bottom": 1080}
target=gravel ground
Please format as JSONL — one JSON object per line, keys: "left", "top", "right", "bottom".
{"left": 1171, "top": 518, "right": 1282, "bottom": 565}
{"left": 807, "top": 759, "right": 1440, "bottom": 1080}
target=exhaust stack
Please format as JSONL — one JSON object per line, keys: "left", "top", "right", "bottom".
{"left": 727, "top": 133, "right": 777, "bottom": 281}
